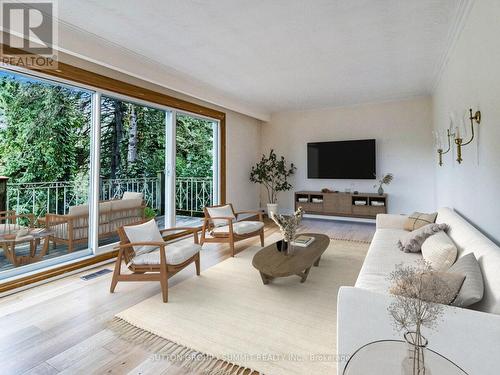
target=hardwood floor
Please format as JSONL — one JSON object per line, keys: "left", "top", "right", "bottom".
{"left": 0, "top": 219, "right": 374, "bottom": 375}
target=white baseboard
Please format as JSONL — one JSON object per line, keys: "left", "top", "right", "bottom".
{"left": 303, "top": 213, "right": 375, "bottom": 224}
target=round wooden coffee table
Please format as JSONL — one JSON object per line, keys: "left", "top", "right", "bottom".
{"left": 252, "top": 233, "right": 330, "bottom": 284}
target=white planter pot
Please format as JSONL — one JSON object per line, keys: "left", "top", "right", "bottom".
{"left": 267, "top": 203, "right": 278, "bottom": 218}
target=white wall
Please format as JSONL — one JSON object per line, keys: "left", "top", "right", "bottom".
{"left": 261, "top": 97, "right": 435, "bottom": 214}
{"left": 433, "top": 0, "right": 500, "bottom": 244}
{"left": 58, "top": 53, "right": 263, "bottom": 211}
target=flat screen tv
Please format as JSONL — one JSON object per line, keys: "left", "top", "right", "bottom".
{"left": 307, "top": 139, "right": 376, "bottom": 179}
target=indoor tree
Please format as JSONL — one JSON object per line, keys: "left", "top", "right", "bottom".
{"left": 249, "top": 149, "right": 296, "bottom": 216}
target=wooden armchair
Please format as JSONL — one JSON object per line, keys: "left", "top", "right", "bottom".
{"left": 110, "top": 219, "right": 201, "bottom": 303}
{"left": 200, "top": 203, "right": 264, "bottom": 257}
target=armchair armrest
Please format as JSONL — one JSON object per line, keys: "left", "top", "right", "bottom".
{"left": 375, "top": 214, "right": 408, "bottom": 230}
{"left": 119, "top": 241, "right": 166, "bottom": 248}
{"left": 235, "top": 210, "right": 263, "bottom": 221}
{"left": 160, "top": 227, "right": 200, "bottom": 243}
{"left": 203, "top": 216, "right": 235, "bottom": 234}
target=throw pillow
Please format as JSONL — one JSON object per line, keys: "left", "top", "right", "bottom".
{"left": 449, "top": 253, "right": 484, "bottom": 307}
{"left": 421, "top": 231, "right": 458, "bottom": 271}
{"left": 404, "top": 212, "right": 438, "bottom": 231}
{"left": 390, "top": 271, "right": 465, "bottom": 305}
{"left": 398, "top": 223, "right": 449, "bottom": 253}
{"left": 206, "top": 205, "right": 235, "bottom": 227}
{"left": 123, "top": 219, "right": 164, "bottom": 256}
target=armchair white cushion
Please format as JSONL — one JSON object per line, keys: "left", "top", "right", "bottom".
{"left": 206, "top": 205, "right": 235, "bottom": 227}
{"left": 213, "top": 221, "right": 264, "bottom": 235}
{"left": 123, "top": 219, "right": 164, "bottom": 255}
{"left": 131, "top": 241, "right": 201, "bottom": 266}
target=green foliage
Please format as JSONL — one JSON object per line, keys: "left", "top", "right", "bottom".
{"left": 0, "top": 71, "right": 214, "bottom": 188}
{"left": 144, "top": 206, "right": 157, "bottom": 219}
{"left": 249, "top": 149, "right": 296, "bottom": 204}
{"left": 176, "top": 114, "right": 213, "bottom": 177}
{"left": 0, "top": 74, "right": 91, "bottom": 182}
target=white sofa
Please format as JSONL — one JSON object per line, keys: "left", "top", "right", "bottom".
{"left": 337, "top": 207, "right": 500, "bottom": 374}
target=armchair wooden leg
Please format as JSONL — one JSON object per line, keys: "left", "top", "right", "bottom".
{"left": 160, "top": 265, "right": 169, "bottom": 303}
{"left": 195, "top": 253, "right": 200, "bottom": 276}
{"left": 229, "top": 239, "right": 235, "bottom": 257}
{"left": 110, "top": 252, "right": 122, "bottom": 293}
{"left": 260, "top": 230, "right": 265, "bottom": 247}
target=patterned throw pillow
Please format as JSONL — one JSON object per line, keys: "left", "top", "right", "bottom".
{"left": 398, "top": 223, "right": 449, "bottom": 253}
{"left": 404, "top": 212, "right": 438, "bottom": 231}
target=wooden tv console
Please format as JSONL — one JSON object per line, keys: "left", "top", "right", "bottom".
{"left": 295, "top": 191, "right": 387, "bottom": 219}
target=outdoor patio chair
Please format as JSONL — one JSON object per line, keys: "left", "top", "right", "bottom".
{"left": 200, "top": 203, "right": 264, "bottom": 257}
{"left": 110, "top": 219, "right": 201, "bottom": 302}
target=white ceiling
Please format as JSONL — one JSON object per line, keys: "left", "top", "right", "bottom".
{"left": 53, "top": 0, "right": 465, "bottom": 120}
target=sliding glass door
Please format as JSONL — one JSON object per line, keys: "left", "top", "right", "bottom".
{"left": 0, "top": 69, "right": 93, "bottom": 277}
{"left": 175, "top": 113, "right": 218, "bottom": 226}
{"left": 0, "top": 66, "right": 221, "bottom": 279}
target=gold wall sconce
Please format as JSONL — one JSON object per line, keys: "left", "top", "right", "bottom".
{"left": 437, "top": 129, "right": 452, "bottom": 166}
{"left": 454, "top": 108, "right": 481, "bottom": 164}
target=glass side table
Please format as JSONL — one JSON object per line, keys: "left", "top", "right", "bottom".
{"left": 343, "top": 339, "right": 468, "bottom": 375}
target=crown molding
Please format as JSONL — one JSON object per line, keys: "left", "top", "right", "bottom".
{"left": 431, "top": 0, "right": 475, "bottom": 93}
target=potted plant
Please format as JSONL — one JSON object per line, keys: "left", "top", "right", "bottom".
{"left": 374, "top": 173, "right": 393, "bottom": 195}
{"left": 250, "top": 149, "right": 296, "bottom": 217}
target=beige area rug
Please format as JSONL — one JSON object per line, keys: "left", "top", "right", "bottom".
{"left": 112, "top": 236, "right": 369, "bottom": 375}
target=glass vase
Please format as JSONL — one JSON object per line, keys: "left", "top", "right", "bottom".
{"left": 402, "top": 331, "right": 431, "bottom": 375}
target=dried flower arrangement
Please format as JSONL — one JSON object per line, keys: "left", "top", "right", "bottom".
{"left": 388, "top": 260, "right": 457, "bottom": 375}
{"left": 271, "top": 207, "right": 304, "bottom": 244}
{"left": 374, "top": 173, "right": 393, "bottom": 195}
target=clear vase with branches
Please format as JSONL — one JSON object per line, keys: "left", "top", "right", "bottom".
{"left": 388, "top": 261, "right": 456, "bottom": 375}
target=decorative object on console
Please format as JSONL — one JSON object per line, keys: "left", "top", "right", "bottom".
{"left": 388, "top": 261, "right": 463, "bottom": 375}
{"left": 321, "top": 188, "right": 333, "bottom": 193}
{"left": 354, "top": 200, "right": 367, "bottom": 206}
{"left": 398, "top": 223, "right": 449, "bottom": 253}
{"left": 249, "top": 149, "right": 296, "bottom": 217}
{"left": 453, "top": 108, "right": 481, "bottom": 164}
{"left": 404, "top": 211, "right": 438, "bottom": 231}
{"left": 374, "top": 173, "right": 393, "bottom": 195}
{"left": 270, "top": 207, "right": 304, "bottom": 254}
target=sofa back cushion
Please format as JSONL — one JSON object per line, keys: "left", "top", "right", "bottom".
{"left": 436, "top": 207, "right": 500, "bottom": 314}
{"left": 110, "top": 198, "right": 144, "bottom": 230}
{"left": 122, "top": 191, "right": 143, "bottom": 200}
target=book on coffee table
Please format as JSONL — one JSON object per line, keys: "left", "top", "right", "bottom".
{"left": 292, "top": 235, "right": 315, "bottom": 247}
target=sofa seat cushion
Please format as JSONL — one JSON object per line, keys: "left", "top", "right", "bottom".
{"left": 355, "top": 228, "right": 422, "bottom": 294}
{"left": 213, "top": 221, "right": 264, "bottom": 236}
{"left": 130, "top": 242, "right": 201, "bottom": 266}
